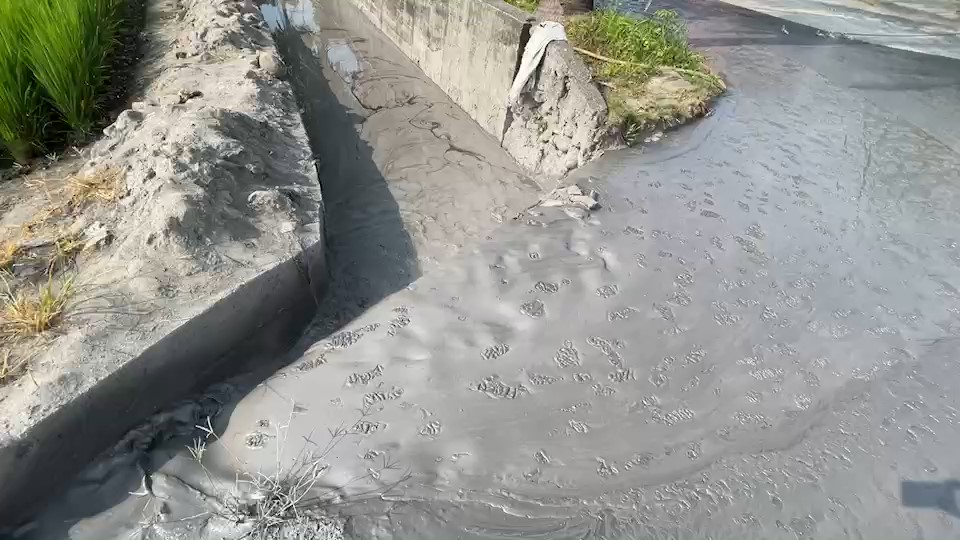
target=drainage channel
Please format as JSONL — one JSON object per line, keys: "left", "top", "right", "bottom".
{"left": 11, "top": 0, "right": 960, "bottom": 538}
{"left": 6, "top": 0, "right": 540, "bottom": 537}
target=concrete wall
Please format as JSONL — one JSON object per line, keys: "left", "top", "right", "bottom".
{"left": 349, "top": 0, "right": 610, "bottom": 181}
{"left": 352, "top": 0, "right": 529, "bottom": 139}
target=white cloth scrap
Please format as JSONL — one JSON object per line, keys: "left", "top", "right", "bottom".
{"left": 508, "top": 21, "right": 567, "bottom": 104}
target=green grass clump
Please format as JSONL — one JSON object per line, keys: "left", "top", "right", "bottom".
{"left": 0, "top": 0, "right": 46, "bottom": 163}
{"left": 566, "top": 9, "right": 724, "bottom": 144}
{"left": 0, "top": 0, "right": 124, "bottom": 163}
{"left": 24, "top": 0, "right": 123, "bottom": 136}
{"left": 566, "top": 9, "right": 707, "bottom": 78}
{"left": 504, "top": 0, "right": 539, "bottom": 12}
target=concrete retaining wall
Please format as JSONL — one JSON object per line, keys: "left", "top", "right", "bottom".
{"left": 352, "top": 0, "right": 528, "bottom": 139}
{"left": 349, "top": 0, "right": 610, "bottom": 181}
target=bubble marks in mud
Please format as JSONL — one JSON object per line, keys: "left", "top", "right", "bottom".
{"left": 587, "top": 336, "right": 624, "bottom": 368}
{"left": 520, "top": 299, "right": 546, "bottom": 318}
{"left": 481, "top": 343, "right": 510, "bottom": 361}
{"left": 555, "top": 341, "right": 582, "bottom": 368}
{"left": 346, "top": 364, "right": 384, "bottom": 386}
{"left": 475, "top": 375, "right": 529, "bottom": 399}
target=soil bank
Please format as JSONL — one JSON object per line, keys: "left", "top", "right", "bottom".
{"left": 0, "top": 0, "right": 325, "bottom": 523}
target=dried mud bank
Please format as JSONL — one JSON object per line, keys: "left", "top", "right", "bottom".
{"left": 0, "top": 0, "right": 325, "bottom": 523}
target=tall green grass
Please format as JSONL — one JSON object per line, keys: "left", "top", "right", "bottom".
{"left": 504, "top": 0, "right": 539, "bottom": 12}
{"left": 0, "top": 0, "right": 123, "bottom": 163}
{"left": 0, "top": 0, "right": 46, "bottom": 163}
{"left": 566, "top": 9, "right": 707, "bottom": 78}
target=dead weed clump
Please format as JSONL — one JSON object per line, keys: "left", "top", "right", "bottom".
{"left": 0, "top": 349, "right": 28, "bottom": 384}
{"left": 0, "top": 164, "right": 121, "bottom": 386}
{"left": 67, "top": 165, "right": 123, "bottom": 208}
{"left": 0, "top": 276, "right": 74, "bottom": 339}
{"left": 0, "top": 240, "right": 21, "bottom": 270}
{"left": 139, "top": 411, "right": 407, "bottom": 540}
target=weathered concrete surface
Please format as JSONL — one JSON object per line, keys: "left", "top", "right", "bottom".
{"left": 351, "top": 0, "right": 530, "bottom": 140}
{"left": 0, "top": 0, "right": 325, "bottom": 523}
{"left": 348, "top": 0, "right": 610, "bottom": 181}
{"left": 504, "top": 41, "right": 609, "bottom": 181}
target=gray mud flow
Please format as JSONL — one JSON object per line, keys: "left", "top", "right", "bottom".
{"left": 13, "top": 0, "right": 960, "bottom": 538}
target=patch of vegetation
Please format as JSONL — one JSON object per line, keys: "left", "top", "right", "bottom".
{"left": 67, "top": 166, "right": 123, "bottom": 208}
{"left": 504, "top": 0, "right": 540, "bottom": 12}
{"left": 565, "top": 9, "right": 725, "bottom": 144}
{"left": 0, "top": 0, "right": 124, "bottom": 163}
{"left": 0, "top": 164, "right": 123, "bottom": 386}
{"left": 0, "top": 276, "right": 74, "bottom": 339}
{"left": 0, "top": 0, "right": 45, "bottom": 164}
{"left": 0, "top": 349, "right": 28, "bottom": 384}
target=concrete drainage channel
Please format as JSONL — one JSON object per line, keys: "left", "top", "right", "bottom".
{"left": 0, "top": 0, "right": 585, "bottom": 533}
{"left": 0, "top": 0, "right": 328, "bottom": 526}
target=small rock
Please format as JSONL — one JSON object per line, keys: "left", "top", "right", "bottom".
{"left": 245, "top": 162, "right": 264, "bottom": 176}
{"left": 539, "top": 185, "right": 599, "bottom": 211}
{"left": 245, "top": 69, "right": 259, "bottom": 80}
{"left": 103, "top": 109, "right": 145, "bottom": 137}
{"left": 175, "top": 51, "right": 187, "bottom": 59}
{"left": 248, "top": 190, "right": 293, "bottom": 213}
{"left": 555, "top": 134, "right": 572, "bottom": 153}
{"left": 177, "top": 90, "right": 203, "bottom": 104}
{"left": 258, "top": 51, "right": 286, "bottom": 79}
{"left": 241, "top": 12, "right": 260, "bottom": 24}
{"left": 20, "top": 238, "right": 54, "bottom": 250}
{"left": 83, "top": 221, "right": 113, "bottom": 250}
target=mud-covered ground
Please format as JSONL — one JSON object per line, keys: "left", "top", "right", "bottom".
{"left": 655, "top": 0, "right": 960, "bottom": 59}
{"left": 11, "top": 0, "right": 960, "bottom": 538}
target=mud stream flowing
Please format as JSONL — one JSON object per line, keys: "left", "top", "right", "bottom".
{"left": 12, "top": 0, "right": 960, "bottom": 538}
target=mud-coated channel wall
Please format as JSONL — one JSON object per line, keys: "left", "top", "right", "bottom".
{"left": 351, "top": 0, "right": 528, "bottom": 138}
{"left": 351, "top": 0, "right": 609, "bottom": 180}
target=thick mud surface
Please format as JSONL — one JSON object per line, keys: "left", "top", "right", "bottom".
{"left": 685, "top": 0, "right": 959, "bottom": 58}
{"left": 14, "top": 0, "right": 960, "bottom": 538}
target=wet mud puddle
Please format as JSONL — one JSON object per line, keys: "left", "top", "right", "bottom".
{"left": 14, "top": 0, "right": 960, "bottom": 538}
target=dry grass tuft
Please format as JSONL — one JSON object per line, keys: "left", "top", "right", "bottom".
{"left": 68, "top": 166, "right": 123, "bottom": 208}
{"left": 0, "top": 240, "right": 21, "bottom": 270}
{"left": 0, "top": 276, "right": 74, "bottom": 338}
{"left": 47, "top": 231, "right": 84, "bottom": 274}
{"left": 0, "top": 349, "right": 27, "bottom": 384}
{"left": 167, "top": 411, "right": 399, "bottom": 540}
